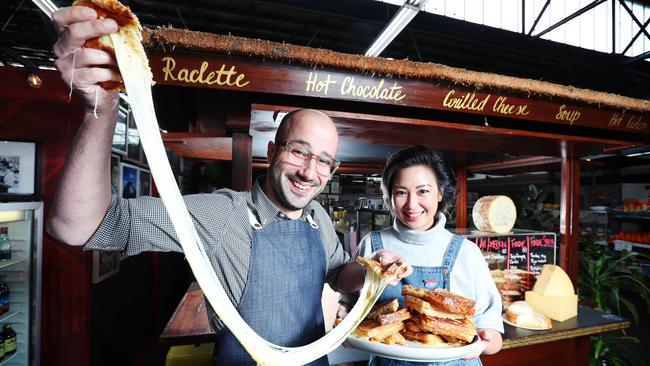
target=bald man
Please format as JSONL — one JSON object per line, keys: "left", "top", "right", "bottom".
{"left": 47, "top": 6, "right": 412, "bottom": 365}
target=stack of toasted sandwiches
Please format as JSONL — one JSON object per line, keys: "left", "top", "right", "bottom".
{"left": 351, "top": 285, "right": 478, "bottom": 347}
{"left": 402, "top": 285, "right": 477, "bottom": 346}
{"left": 352, "top": 298, "right": 411, "bottom": 345}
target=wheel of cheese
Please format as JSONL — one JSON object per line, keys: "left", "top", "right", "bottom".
{"left": 472, "top": 195, "right": 517, "bottom": 234}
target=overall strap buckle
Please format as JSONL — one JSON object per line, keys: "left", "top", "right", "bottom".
{"left": 306, "top": 213, "right": 319, "bottom": 229}
{"left": 247, "top": 206, "right": 263, "bottom": 230}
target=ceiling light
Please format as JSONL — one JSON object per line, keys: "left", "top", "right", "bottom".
{"left": 364, "top": 0, "right": 429, "bottom": 57}
{"left": 0, "top": 211, "right": 25, "bottom": 223}
{"left": 618, "top": 145, "right": 650, "bottom": 158}
{"left": 626, "top": 151, "right": 650, "bottom": 157}
{"left": 27, "top": 72, "right": 42, "bottom": 88}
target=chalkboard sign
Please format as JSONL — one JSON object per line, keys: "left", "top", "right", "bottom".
{"left": 467, "top": 232, "right": 556, "bottom": 274}
{"left": 450, "top": 229, "right": 556, "bottom": 307}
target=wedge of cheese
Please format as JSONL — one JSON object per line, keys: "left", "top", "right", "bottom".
{"left": 532, "top": 264, "right": 575, "bottom": 296}
{"left": 472, "top": 195, "right": 517, "bottom": 234}
{"left": 525, "top": 265, "right": 577, "bottom": 321}
{"left": 525, "top": 291, "right": 577, "bottom": 322}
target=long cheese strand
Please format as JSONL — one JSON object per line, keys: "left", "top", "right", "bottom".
{"left": 109, "top": 30, "right": 390, "bottom": 365}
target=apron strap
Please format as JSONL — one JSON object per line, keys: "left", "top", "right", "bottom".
{"left": 441, "top": 235, "right": 464, "bottom": 290}
{"left": 370, "top": 231, "right": 384, "bottom": 252}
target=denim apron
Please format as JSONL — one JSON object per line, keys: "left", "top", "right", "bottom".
{"left": 368, "top": 232, "right": 482, "bottom": 366}
{"left": 213, "top": 207, "right": 329, "bottom": 365}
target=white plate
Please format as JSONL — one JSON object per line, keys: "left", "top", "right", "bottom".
{"left": 589, "top": 206, "right": 609, "bottom": 211}
{"left": 345, "top": 335, "right": 481, "bottom": 362}
{"left": 502, "top": 315, "right": 552, "bottom": 330}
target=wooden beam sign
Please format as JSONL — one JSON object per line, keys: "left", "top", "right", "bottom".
{"left": 148, "top": 52, "right": 649, "bottom": 135}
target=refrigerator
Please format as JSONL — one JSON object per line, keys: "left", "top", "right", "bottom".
{"left": 0, "top": 202, "right": 42, "bottom": 366}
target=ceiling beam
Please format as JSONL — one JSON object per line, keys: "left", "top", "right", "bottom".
{"left": 532, "top": 0, "right": 607, "bottom": 39}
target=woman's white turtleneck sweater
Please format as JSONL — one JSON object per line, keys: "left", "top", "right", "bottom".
{"left": 353, "top": 213, "right": 504, "bottom": 332}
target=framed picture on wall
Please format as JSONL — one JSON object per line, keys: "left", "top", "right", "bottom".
{"left": 139, "top": 142, "right": 148, "bottom": 166}
{"left": 139, "top": 168, "right": 151, "bottom": 196}
{"left": 0, "top": 140, "right": 38, "bottom": 201}
{"left": 126, "top": 110, "right": 141, "bottom": 161}
{"left": 112, "top": 102, "right": 128, "bottom": 156}
{"left": 110, "top": 154, "right": 120, "bottom": 195}
{"left": 120, "top": 162, "right": 139, "bottom": 199}
{"left": 91, "top": 251, "right": 120, "bottom": 283}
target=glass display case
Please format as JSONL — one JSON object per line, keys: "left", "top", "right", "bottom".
{"left": 0, "top": 202, "right": 42, "bottom": 365}
{"left": 450, "top": 228, "right": 556, "bottom": 309}
{"left": 356, "top": 208, "right": 391, "bottom": 242}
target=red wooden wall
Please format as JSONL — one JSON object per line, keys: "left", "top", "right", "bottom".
{"left": 1, "top": 66, "right": 91, "bottom": 365}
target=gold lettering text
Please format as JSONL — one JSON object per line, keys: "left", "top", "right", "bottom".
{"left": 339, "top": 77, "right": 405, "bottom": 102}
{"left": 492, "top": 96, "right": 529, "bottom": 116}
{"left": 608, "top": 113, "right": 624, "bottom": 127}
{"left": 555, "top": 104, "right": 581, "bottom": 125}
{"left": 159, "top": 57, "right": 250, "bottom": 87}
{"left": 626, "top": 115, "right": 648, "bottom": 130}
{"left": 442, "top": 90, "right": 490, "bottom": 111}
{"left": 305, "top": 72, "right": 336, "bottom": 95}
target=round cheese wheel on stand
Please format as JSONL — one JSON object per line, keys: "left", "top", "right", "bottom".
{"left": 472, "top": 195, "right": 517, "bottom": 234}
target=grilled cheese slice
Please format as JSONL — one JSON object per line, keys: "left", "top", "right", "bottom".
{"left": 72, "top": 0, "right": 152, "bottom": 91}
{"left": 418, "top": 315, "right": 477, "bottom": 344}
{"left": 402, "top": 330, "right": 447, "bottom": 346}
{"left": 405, "top": 295, "right": 467, "bottom": 320}
{"left": 366, "top": 298, "right": 399, "bottom": 321}
{"left": 377, "top": 308, "right": 411, "bottom": 325}
{"left": 353, "top": 319, "right": 405, "bottom": 340}
{"left": 402, "top": 285, "right": 475, "bottom": 316}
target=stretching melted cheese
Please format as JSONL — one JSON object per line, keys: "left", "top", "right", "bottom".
{"left": 106, "top": 8, "right": 390, "bottom": 365}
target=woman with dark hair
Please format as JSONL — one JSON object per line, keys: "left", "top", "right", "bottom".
{"left": 340, "top": 145, "right": 502, "bottom": 365}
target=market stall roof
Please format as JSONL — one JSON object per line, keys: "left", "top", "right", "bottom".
{"left": 4, "top": 0, "right": 649, "bottom": 100}
{"left": 139, "top": 27, "right": 648, "bottom": 171}
{"left": 143, "top": 27, "right": 649, "bottom": 112}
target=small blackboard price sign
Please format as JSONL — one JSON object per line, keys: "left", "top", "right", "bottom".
{"left": 449, "top": 229, "right": 557, "bottom": 275}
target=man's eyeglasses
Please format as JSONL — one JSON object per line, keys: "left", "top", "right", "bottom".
{"left": 278, "top": 141, "right": 340, "bottom": 176}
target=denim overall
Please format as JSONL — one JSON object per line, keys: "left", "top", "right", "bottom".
{"left": 213, "top": 207, "right": 329, "bottom": 365}
{"left": 368, "top": 232, "right": 482, "bottom": 366}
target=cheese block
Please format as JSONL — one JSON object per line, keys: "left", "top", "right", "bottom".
{"left": 472, "top": 195, "right": 517, "bottom": 234}
{"left": 525, "top": 291, "right": 577, "bottom": 321}
{"left": 532, "top": 265, "right": 575, "bottom": 296}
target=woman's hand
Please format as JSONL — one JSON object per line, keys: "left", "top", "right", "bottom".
{"left": 372, "top": 249, "right": 413, "bottom": 285}
{"left": 52, "top": 6, "right": 121, "bottom": 111}
{"left": 462, "top": 328, "right": 503, "bottom": 359}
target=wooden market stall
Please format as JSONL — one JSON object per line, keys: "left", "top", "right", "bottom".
{"left": 3, "top": 23, "right": 647, "bottom": 365}
{"left": 134, "top": 27, "right": 648, "bottom": 365}
{"left": 142, "top": 27, "right": 649, "bottom": 283}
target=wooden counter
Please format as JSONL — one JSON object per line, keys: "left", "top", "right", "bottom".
{"left": 482, "top": 306, "right": 629, "bottom": 366}
{"left": 160, "top": 282, "right": 213, "bottom": 345}
{"left": 160, "top": 283, "right": 629, "bottom": 365}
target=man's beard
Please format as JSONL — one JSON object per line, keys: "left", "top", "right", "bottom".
{"left": 269, "top": 168, "right": 323, "bottom": 211}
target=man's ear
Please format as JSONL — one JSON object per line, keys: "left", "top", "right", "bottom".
{"left": 267, "top": 141, "right": 275, "bottom": 163}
